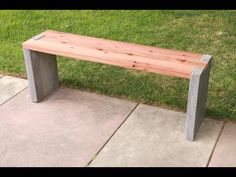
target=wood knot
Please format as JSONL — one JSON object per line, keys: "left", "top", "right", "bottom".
{"left": 177, "top": 59, "right": 186, "bottom": 63}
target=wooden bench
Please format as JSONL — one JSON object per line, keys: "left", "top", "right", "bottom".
{"left": 22, "top": 30, "right": 212, "bottom": 141}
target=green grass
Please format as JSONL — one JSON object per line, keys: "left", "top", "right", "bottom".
{"left": 0, "top": 10, "right": 235, "bottom": 120}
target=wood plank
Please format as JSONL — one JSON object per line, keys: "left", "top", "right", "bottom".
{"left": 41, "top": 30, "right": 204, "bottom": 63}
{"left": 45, "top": 30, "right": 202, "bottom": 59}
{"left": 41, "top": 32, "right": 204, "bottom": 66}
{"left": 22, "top": 30, "right": 207, "bottom": 79}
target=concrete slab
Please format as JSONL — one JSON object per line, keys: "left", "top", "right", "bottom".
{"left": 90, "top": 104, "right": 223, "bottom": 167}
{"left": 0, "top": 87, "right": 137, "bottom": 167}
{"left": 209, "top": 122, "right": 236, "bottom": 167}
{"left": 0, "top": 76, "right": 28, "bottom": 105}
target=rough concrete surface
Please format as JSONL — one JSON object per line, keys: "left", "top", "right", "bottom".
{"left": 209, "top": 122, "right": 236, "bottom": 167}
{"left": 90, "top": 104, "right": 223, "bottom": 167}
{"left": 0, "top": 76, "right": 28, "bottom": 105}
{"left": 0, "top": 87, "right": 137, "bottom": 167}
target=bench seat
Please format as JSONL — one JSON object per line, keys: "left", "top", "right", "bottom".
{"left": 22, "top": 30, "right": 212, "bottom": 141}
{"left": 23, "top": 30, "right": 207, "bottom": 79}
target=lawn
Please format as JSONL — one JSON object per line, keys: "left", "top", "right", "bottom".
{"left": 0, "top": 10, "right": 235, "bottom": 120}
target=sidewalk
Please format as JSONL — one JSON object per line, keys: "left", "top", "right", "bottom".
{"left": 0, "top": 75, "right": 235, "bottom": 167}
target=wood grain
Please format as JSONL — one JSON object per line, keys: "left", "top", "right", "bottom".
{"left": 22, "top": 30, "right": 207, "bottom": 79}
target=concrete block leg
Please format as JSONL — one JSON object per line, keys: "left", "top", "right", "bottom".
{"left": 186, "top": 55, "right": 212, "bottom": 141}
{"left": 23, "top": 49, "right": 59, "bottom": 102}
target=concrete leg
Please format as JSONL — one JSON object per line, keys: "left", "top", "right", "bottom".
{"left": 23, "top": 49, "right": 59, "bottom": 103}
{"left": 186, "top": 55, "right": 212, "bottom": 141}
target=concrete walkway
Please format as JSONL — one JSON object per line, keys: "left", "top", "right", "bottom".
{"left": 0, "top": 75, "right": 235, "bottom": 167}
